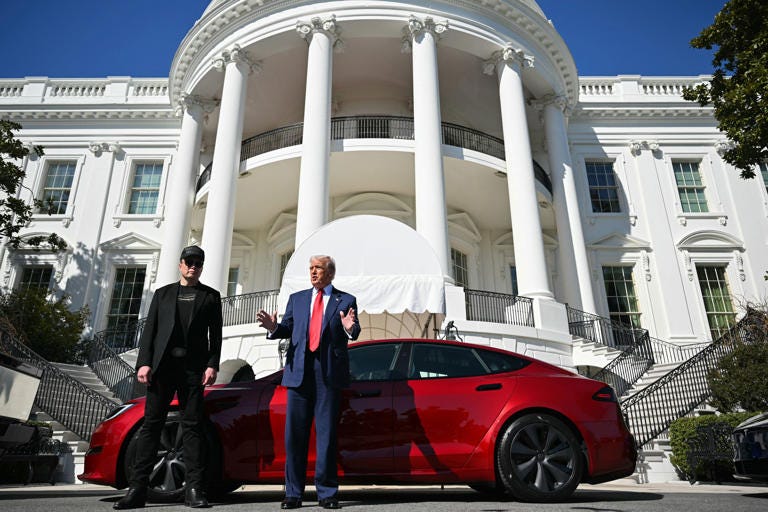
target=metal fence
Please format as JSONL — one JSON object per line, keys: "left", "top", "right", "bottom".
{"left": 86, "top": 335, "right": 142, "bottom": 403}
{"left": 222, "top": 289, "right": 279, "bottom": 327}
{"left": 0, "top": 330, "right": 116, "bottom": 441}
{"left": 195, "top": 115, "right": 553, "bottom": 194}
{"left": 92, "top": 318, "right": 147, "bottom": 354}
{"left": 464, "top": 289, "right": 534, "bottom": 327}
{"left": 621, "top": 309, "right": 766, "bottom": 447}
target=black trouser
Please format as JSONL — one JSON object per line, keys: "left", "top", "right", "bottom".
{"left": 129, "top": 358, "right": 206, "bottom": 489}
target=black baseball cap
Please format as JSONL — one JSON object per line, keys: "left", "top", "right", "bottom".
{"left": 180, "top": 245, "right": 205, "bottom": 261}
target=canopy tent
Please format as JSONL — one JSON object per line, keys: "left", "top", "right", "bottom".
{"left": 279, "top": 215, "right": 446, "bottom": 336}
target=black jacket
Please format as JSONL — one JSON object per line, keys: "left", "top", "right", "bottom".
{"left": 135, "top": 281, "right": 222, "bottom": 373}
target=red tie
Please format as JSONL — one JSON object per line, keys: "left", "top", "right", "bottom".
{"left": 309, "top": 290, "right": 324, "bottom": 352}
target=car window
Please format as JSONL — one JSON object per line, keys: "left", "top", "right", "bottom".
{"left": 475, "top": 349, "right": 530, "bottom": 374}
{"left": 408, "top": 343, "right": 486, "bottom": 379}
{"left": 349, "top": 343, "right": 401, "bottom": 381}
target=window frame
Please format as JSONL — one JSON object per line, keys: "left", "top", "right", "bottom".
{"left": 104, "top": 265, "right": 148, "bottom": 332}
{"left": 17, "top": 264, "right": 55, "bottom": 294}
{"left": 663, "top": 154, "right": 727, "bottom": 225}
{"left": 601, "top": 264, "right": 642, "bottom": 329}
{"left": 585, "top": 160, "right": 622, "bottom": 214}
{"left": 31, "top": 155, "right": 85, "bottom": 226}
{"left": 694, "top": 264, "right": 736, "bottom": 341}
{"left": 113, "top": 154, "right": 171, "bottom": 227}
{"left": 127, "top": 161, "right": 164, "bottom": 215}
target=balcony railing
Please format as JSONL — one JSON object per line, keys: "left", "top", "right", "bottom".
{"left": 196, "top": 115, "right": 553, "bottom": 194}
{"left": 222, "top": 289, "right": 280, "bottom": 327}
{"left": 464, "top": 289, "right": 534, "bottom": 327}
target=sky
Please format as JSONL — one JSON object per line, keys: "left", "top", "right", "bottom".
{"left": 0, "top": 0, "right": 726, "bottom": 79}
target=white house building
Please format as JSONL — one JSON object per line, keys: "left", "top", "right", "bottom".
{"left": 2, "top": 0, "right": 767, "bottom": 385}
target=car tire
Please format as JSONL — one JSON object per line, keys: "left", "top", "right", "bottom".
{"left": 496, "top": 413, "right": 583, "bottom": 502}
{"left": 123, "top": 416, "right": 235, "bottom": 502}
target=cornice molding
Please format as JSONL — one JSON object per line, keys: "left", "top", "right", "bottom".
{"left": 0, "top": 108, "right": 176, "bottom": 122}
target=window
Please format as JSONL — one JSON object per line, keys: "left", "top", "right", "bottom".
{"left": 673, "top": 161, "right": 708, "bottom": 213}
{"left": 227, "top": 267, "right": 239, "bottom": 297}
{"left": 279, "top": 251, "right": 293, "bottom": 282}
{"left": 106, "top": 267, "right": 146, "bottom": 331}
{"left": 349, "top": 343, "right": 402, "bottom": 381}
{"left": 451, "top": 248, "right": 468, "bottom": 288}
{"left": 760, "top": 162, "right": 768, "bottom": 195}
{"left": 40, "top": 161, "right": 76, "bottom": 214}
{"left": 509, "top": 265, "right": 518, "bottom": 295}
{"left": 18, "top": 265, "right": 53, "bottom": 293}
{"left": 127, "top": 162, "right": 163, "bottom": 214}
{"left": 409, "top": 343, "right": 486, "bottom": 379}
{"left": 697, "top": 265, "right": 736, "bottom": 340}
{"left": 586, "top": 161, "right": 621, "bottom": 213}
{"left": 602, "top": 266, "right": 641, "bottom": 329}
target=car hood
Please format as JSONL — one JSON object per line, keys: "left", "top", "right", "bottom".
{"left": 735, "top": 412, "right": 768, "bottom": 430}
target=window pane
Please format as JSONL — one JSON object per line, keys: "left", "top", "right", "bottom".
{"left": 602, "top": 266, "right": 641, "bottom": 328}
{"left": 451, "top": 248, "right": 469, "bottom": 288}
{"left": 409, "top": 343, "right": 486, "bottom": 379}
{"left": 18, "top": 266, "right": 53, "bottom": 293}
{"left": 128, "top": 162, "right": 163, "bottom": 214}
{"left": 673, "top": 161, "right": 708, "bottom": 213}
{"left": 41, "top": 161, "right": 76, "bottom": 214}
{"left": 106, "top": 267, "right": 146, "bottom": 334}
{"left": 349, "top": 343, "right": 401, "bottom": 381}
{"left": 585, "top": 161, "right": 621, "bottom": 213}
{"left": 696, "top": 265, "right": 736, "bottom": 340}
{"left": 227, "top": 267, "right": 239, "bottom": 297}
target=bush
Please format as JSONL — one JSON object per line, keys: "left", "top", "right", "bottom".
{"left": 0, "top": 288, "right": 89, "bottom": 363}
{"left": 669, "top": 412, "right": 758, "bottom": 481}
{"left": 707, "top": 338, "right": 768, "bottom": 413}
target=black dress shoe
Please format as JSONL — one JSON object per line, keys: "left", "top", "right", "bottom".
{"left": 185, "top": 487, "right": 210, "bottom": 508}
{"left": 280, "top": 497, "right": 302, "bottom": 509}
{"left": 318, "top": 497, "right": 341, "bottom": 509}
{"left": 113, "top": 487, "right": 147, "bottom": 510}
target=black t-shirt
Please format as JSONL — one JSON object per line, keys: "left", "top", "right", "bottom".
{"left": 176, "top": 284, "right": 197, "bottom": 342}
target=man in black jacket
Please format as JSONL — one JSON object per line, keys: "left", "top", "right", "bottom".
{"left": 114, "top": 245, "right": 222, "bottom": 510}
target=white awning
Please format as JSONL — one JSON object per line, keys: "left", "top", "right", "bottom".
{"left": 279, "top": 215, "right": 446, "bottom": 314}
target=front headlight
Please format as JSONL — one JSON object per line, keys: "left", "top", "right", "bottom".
{"left": 103, "top": 403, "right": 136, "bottom": 421}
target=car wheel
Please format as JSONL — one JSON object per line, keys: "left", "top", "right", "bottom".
{"left": 496, "top": 413, "right": 583, "bottom": 502}
{"left": 123, "top": 416, "right": 233, "bottom": 502}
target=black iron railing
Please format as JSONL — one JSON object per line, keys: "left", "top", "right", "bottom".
{"left": 464, "top": 289, "right": 534, "bottom": 327}
{"left": 92, "top": 318, "right": 147, "bottom": 354}
{"left": 86, "top": 335, "right": 143, "bottom": 403}
{"left": 222, "top": 289, "right": 279, "bottom": 327}
{"left": 0, "top": 329, "right": 116, "bottom": 441}
{"left": 621, "top": 309, "right": 766, "bottom": 447}
{"left": 196, "top": 115, "right": 553, "bottom": 194}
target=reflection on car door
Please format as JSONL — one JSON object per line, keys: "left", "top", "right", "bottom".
{"left": 337, "top": 343, "right": 401, "bottom": 476}
{"left": 392, "top": 343, "right": 514, "bottom": 474}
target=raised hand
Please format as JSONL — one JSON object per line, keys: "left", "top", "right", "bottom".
{"left": 340, "top": 308, "right": 356, "bottom": 332}
{"left": 257, "top": 309, "right": 278, "bottom": 331}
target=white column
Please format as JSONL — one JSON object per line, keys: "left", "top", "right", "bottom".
{"left": 541, "top": 97, "right": 597, "bottom": 313}
{"left": 294, "top": 16, "right": 339, "bottom": 247}
{"left": 484, "top": 47, "right": 553, "bottom": 300}
{"left": 404, "top": 15, "right": 450, "bottom": 278}
{"left": 201, "top": 46, "right": 256, "bottom": 293}
{"left": 156, "top": 95, "right": 214, "bottom": 286}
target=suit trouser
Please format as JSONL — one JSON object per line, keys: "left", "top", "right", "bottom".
{"left": 284, "top": 353, "right": 341, "bottom": 500}
{"left": 129, "top": 358, "right": 206, "bottom": 489}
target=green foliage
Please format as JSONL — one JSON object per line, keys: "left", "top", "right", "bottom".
{"left": 707, "top": 339, "right": 768, "bottom": 412}
{"left": 0, "top": 119, "right": 66, "bottom": 251}
{"left": 0, "top": 288, "right": 89, "bottom": 363}
{"left": 669, "top": 412, "right": 757, "bottom": 481}
{"left": 682, "top": 0, "right": 768, "bottom": 177}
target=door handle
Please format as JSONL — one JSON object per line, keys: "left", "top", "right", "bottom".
{"left": 476, "top": 383, "right": 502, "bottom": 391}
{"left": 356, "top": 389, "right": 382, "bottom": 398}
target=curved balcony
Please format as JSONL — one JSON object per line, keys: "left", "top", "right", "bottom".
{"left": 196, "top": 115, "right": 552, "bottom": 193}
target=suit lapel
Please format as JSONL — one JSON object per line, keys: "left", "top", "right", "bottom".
{"left": 323, "top": 287, "right": 342, "bottom": 332}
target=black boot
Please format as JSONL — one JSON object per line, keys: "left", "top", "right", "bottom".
{"left": 113, "top": 487, "right": 147, "bottom": 510}
{"left": 185, "top": 487, "right": 210, "bottom": 508}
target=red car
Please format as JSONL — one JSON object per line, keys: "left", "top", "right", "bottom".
{"left": 80, "top": 338, "right": 636, "bottom": 503}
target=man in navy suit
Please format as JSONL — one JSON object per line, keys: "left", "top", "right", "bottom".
{"left": 257, "top": 255, "right": 360, "bottom": 510}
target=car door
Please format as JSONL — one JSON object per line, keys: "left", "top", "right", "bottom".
{"left": 392, "top": 342, "right": 516, "bottom": 474}
{"left": 337, "top": 342, "right": 401, "bottom": 476}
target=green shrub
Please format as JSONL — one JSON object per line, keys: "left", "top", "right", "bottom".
{"left": 707, "top": 338, "right": 768, "bottom": 412}
{"left": 0, "top": 288, "right": 89, "bottom": 363}
{"left": 669, "top": 412, "right": 759, "bottom": 481}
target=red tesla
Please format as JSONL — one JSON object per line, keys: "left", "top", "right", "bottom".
{"left": 80, "top": 338, "right": 637, "bottom": 503}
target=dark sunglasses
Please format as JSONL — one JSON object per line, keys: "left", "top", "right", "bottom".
{"left": 184, "top": 258, "right": 204, "bottom": 268}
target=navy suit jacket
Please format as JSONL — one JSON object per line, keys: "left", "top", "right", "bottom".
{"left": 269, "top": 286, "right": 361, "bottom": 389}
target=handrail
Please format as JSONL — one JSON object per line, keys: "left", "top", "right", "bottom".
{"left": 464, "top": 289, "right": 534, "bottom": 327}
{"left": 86, "top": 335, "right": 143, "bottom": 403}
{"left": 196, "top": 115, "right": 553, "bottom": 194}
{"left": 92, "top": 318, "right": 147, "bottom": 354}
{"left": 222, "top": 289, "right": 279, "bottom": 327}
{"left": 0, "top": 328, "right": 116, "bottom": 441}
{"left": 621, "top": 309, "right": 766, "bottom": 447}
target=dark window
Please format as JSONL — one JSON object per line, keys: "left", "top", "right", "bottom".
{"left": 475, "top": 349, "right": 530, "bottom": 374}
{"left": 18, "top": 266, "right": 53, "bottom": 293}
{"left": 349, "top": 343, "right": 401, "bottom": 382}
{"left": 586, "top": 161, "right": 621, "bottom": 213}
{"left": 106, "top": 267, "right": 146, "bottom": 330}
{"left": 408, "top": 343, "right": 486, "bottom": 379}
